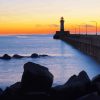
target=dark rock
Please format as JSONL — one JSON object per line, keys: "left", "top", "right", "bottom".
{"left": 31, "top": 53, "right": 39, "bottom": 58}
{"left": 2, "top": 82, "right": 21, "bottom": 96}
{"left": 22, "top": 92, "right": 49, "bottom": 100}
{"left": 78, "top": 71, "right": 90, "bottom": 80}
{"left": 21, "top": 62, "right": 53, "bottom": 92}
{"left": 77, "top": 92, "right": 100, "bottom": 100}
{"left": 0, "top": 88, "right": 3, "bottom": 95}
{"left": 90, "top": 75, "right": 100, "bottom": 94}
{"left": 1, "top": 87, "right": 10, "bottom": 99}
{"left": 50, "top": 71, "right": 91, "bottom": 100}
{"left": 12, "top": 54, "right": 24, "bottom": 59}
{"left": 78, "top": 71, "right": 91, "bottom": 85}
{"left": 95, "top": 83, "right": 100, "bottom": 95}
{"left": 91, "top": 82, "right": 100, "bottom": 95}
{"left": 8, "top": 82, "right": 21, "bottom": 94}
{"left": 0, "top": 54, "right": 11, "bottom": 60}
{"left": 1, "top": 82, "right": 21, "bottom": 100}
{"left": 64, "top": 75, "right": 78, "bottom": 86}
{"left": 92, "top": 75, "right": 100, "bottom": 83}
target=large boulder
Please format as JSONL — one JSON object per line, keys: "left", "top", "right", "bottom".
{"left": 0, "top": 54, "right": 11, "bottom": 60}
{"left": 21, "top": 62, "right": 53, "bottom": 92}
{"left": 1, "top": 82, "right": 50, "bottom": 100}
{"left": 50, "top": 71, "right": 91, "bottom": 100}
{"left": 12, "top": 54, "right": 24, "bottom": 59}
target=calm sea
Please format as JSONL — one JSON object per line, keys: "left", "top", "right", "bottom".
{"left": 0, "top": 34, "right": 100, "bottom": 89}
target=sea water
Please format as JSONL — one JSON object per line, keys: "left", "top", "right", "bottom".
{"left": 0, "top": 34, "right": 100, "bottom": 89}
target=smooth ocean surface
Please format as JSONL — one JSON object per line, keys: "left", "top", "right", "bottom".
{"left": 0, "top": 34, "right": 100, "bottom": 89}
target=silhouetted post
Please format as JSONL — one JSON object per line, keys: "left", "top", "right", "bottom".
{"left": 60, "top": 17, "right": 64, "bottom": 32}
{"left": 78, "top": 25, "right": 81, "bottom": 35}
{"left": 90, "top": 21, "right": 98, "bottom": 35}
{"left": 75, "top": 27, "right": 76, "bottom": 34}
{"left": 96, "top": 22, "right": 97, "bottom": 35}
{"left": 86, "top": 24, "right": 87, "bottom": 35}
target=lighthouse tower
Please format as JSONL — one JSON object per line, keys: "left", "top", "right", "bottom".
{"left": 60, "top": 17, "right": 64, "bottom": 32}
{"left": 54, "top": 17, "right": 70, "bottom": 39}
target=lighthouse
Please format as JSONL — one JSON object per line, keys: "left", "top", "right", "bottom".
{"left": 60, "top": 17, "right": 64, "bottom": 32}
{"left": 54, "top": 17, "right": 70, "bottom": 39}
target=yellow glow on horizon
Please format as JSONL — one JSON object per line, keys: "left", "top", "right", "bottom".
{"left": 0, "top": 0, "right": 100, "bottom": 35}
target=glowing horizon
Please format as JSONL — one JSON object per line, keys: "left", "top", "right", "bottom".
{"left": 0, "top": 0, "right": 100, "bottom": 35}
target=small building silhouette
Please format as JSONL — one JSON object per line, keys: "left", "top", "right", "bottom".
{"left": 53, "top": 17, "right": 70, "bottom": 39}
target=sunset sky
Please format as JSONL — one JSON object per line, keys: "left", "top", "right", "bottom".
{"left": 0, "top": 0, "right": 100, "bottom": 35}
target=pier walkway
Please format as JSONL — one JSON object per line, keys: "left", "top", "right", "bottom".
{"left": 54, "top": 34, "right": 100, "bottom": 62}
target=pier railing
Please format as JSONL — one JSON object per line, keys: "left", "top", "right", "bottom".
{"left": 58, "top": 34, "right": 100, "bottom": 62}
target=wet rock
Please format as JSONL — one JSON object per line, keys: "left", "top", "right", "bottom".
{"left": 50, "top": 71, "right": 91, "bottom": 100}
{"left": 64, "top": 75, "right": 78, "bottom": 86}
{"left": 0, "top": 54, "right": 11, "bottom": 60}
{"left": 22, "top": 92, "right": 49, "bottom": 100}
{"left": 31, "top": 53, "right": 39, "bottom": 58}
{"left": 8, "top": 82, "right": 21, "bottom": 94}
{"left": 21, "top": 62, "right": 53, "bottom": 92}
{"left": 0, "top": 88, "right": 3, "bottom": 95}
{"left": 92, "top": 75, "right": 100, "bottom": 83}
{"left": 12, "top": 54, "right": 24, "bottom": 59}
{"left": 2, "top": 82, "right": 21, "bottom": 96}
{"left": 91, "top": 83, "right": 100, "bottom": 95}
{"left": 77, "top": 92, "right": 100, "bottom": 100}
{"left": 78, "top": 71, "right": 91, "bottom": 85}
{"left": 90, "top": 75, "right": 100, "bottom": 94}
{"left": 1, "top": 82, "right": 50, "bottom": 100}
{"left": 1, "top": 82, "right": 21, "bottom": 100}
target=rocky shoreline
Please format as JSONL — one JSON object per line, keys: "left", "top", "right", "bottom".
{"left": 0, "top": 62, "right": 100, "bottom": 100}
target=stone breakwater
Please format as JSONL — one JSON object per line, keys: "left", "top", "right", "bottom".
{"left": 0, "top": 53, "right": 49, "bottom": 60}
{"left": 0, "top": 62, "right": 100, "bottom": 100}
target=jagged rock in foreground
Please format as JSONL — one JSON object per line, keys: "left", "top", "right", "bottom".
{"left": 0, "top": 88, "right": 3, "bottom": 95}
{"left": 21, "top": 62, "right": 54, "bottom": 92}
{"left": 0, "top": 54, "right": 11, "bottom": 60}
{"left": 50, "top": 71, "right": 91, "bottom": 100}
{"left": 0, "top": 62, "right": 53, "bottom": 100}
{"left": 91, "top": 74, "right": 100, "bottom": 95}
{"left": 1, "top": 82, "right": 21, "bottom": 98}
{"left": 1, "top": 63, "right": 100, "bottom": 100}
{"left": 1, "top": 82, "right": 49, "bottom": 100}
{"left": 92, "top": 74, "right": 100, "bottom": 83}
{"left": 77, "top": 92, "right": 100, "bottom": 100}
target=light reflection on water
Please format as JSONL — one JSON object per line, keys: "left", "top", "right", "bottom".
{"left": 0, "top": 35, "right": 100, "bottom": 89}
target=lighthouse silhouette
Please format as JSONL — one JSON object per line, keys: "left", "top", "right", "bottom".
{"left": 60, "top": 17, "right": 64, "bottom": 32}
{"left": 53, "top": 17, "right": 70, "bottom": 39}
